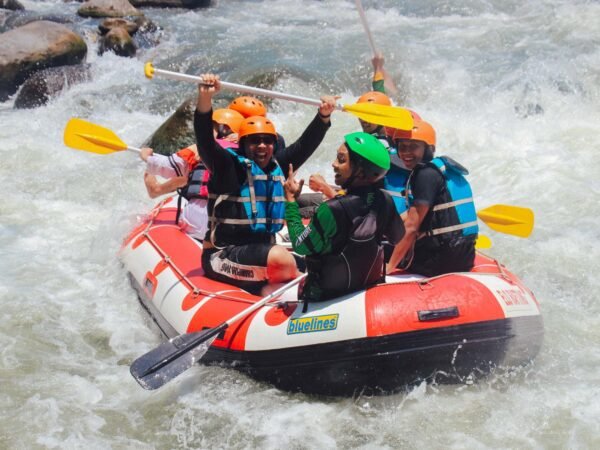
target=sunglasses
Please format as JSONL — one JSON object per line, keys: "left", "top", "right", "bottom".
{"left": 246, "top": 135, "right": 276, "bottom": 146}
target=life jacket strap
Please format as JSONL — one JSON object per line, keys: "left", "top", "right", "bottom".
{"left": 418, "top": 220, "right": 479, "bottom": 239}
{"left": 432, "top": 197, "right": 473, "bottom": 211}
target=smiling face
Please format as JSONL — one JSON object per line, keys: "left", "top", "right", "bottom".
{"left": 332, "top": 143, "right": 355, "bottom": 187}
{"left": 395, "top": 139, "right": 426, "bottom": 170}
{"left": 244, "top": 133, "right": 276, "bottom": 169}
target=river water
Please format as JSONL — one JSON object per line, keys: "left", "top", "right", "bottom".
{"left": 1, "top": 0, "right": 599, "bottom": 448}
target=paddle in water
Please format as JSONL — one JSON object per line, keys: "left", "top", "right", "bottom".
{"left": 130, "top": 273, "right": 307, "bottom": 390}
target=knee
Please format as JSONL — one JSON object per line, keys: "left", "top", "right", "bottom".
{"left": 267, "top": 245, "right": 296, "bottom": 269}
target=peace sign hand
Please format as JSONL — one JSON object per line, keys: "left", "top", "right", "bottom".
{"left": 283, "top": 163, "right": 304, "bottom": 202}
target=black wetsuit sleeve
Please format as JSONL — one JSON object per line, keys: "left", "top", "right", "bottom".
{"left": 194, "top": 109, "right": 241, "bottom": 193}
{"left": 275, "top": 114, "right": 330, "bottom": 174}
{"left": 380, "top": 191, "right": 405, "bottom": 245}
{"left": 411, "top": 166, "right": 445, "bottom": 206}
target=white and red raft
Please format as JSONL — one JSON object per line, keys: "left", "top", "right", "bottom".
{"left": 120, "top": 197, "right": 543, "bottom": 396}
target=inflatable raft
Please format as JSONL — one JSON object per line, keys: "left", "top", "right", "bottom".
{"left": 120, "top": 197, "right": 543, "bottom": 395}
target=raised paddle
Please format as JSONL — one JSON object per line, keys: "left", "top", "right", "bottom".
{"left": 143, "top": 62, "right": 414, "bottom": 131}
{"left": 64, "top": 118, "right": 141, "bottom": 155}
{"left": 355, "top": 0, "right": 378, "bottom": 57}
{"left": 130, "top": 273, "right": 308, "bottom": 390}
{"left": 477, "top": 204, "right": 534, "bottom": 238}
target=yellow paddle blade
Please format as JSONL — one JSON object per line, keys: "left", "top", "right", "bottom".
{"left": 475, "top": 234, "right": 492, "bottom": 249}
{"left": 477, "top": 204, "right": 534, "bottom": 238}
{"left": 64, "top": 118, "right": 128, "bottom": 155}
{"left": 342, "top": 103, "right": 414, "bottom": 131}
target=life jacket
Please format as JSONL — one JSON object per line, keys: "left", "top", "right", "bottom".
{"left": 383, "top": 165, "right": 411, "bottom": 216}
{"left": 409, "top": 156, "right": 479, "bottom": 244}
{"left": 207, "top": 148, "right": 286, "bottom": 246}
{"left": 174, "top": 140, "right": 238, "bottom": 225}
{"left": 302, "top": 190, "right": 391, "bottom": 302}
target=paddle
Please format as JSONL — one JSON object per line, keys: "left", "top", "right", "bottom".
{"left": 143, "top": 62, "right": 413, "bottom": 131}
{"left": 355, "top": 0, "right": 378, "bottom": 57}
{"left": 130, "top": 273, "right": 308, "bottom": 390}
{"left": 64, "top": 118, "right": 141, "bottom": 155}
{"left": 475, "top": 234, "right": 492, "bottom": 249}
{"left": 477, "top": 204, "right": 534, "bottom": 238}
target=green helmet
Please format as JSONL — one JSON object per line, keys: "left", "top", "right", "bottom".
{"left": 344, "top": 132, "right": 390, "bottom": 181}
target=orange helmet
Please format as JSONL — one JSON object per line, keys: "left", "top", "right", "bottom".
{"left": 385, "top": 119, "right": 436, "bottom": 147}
{"left": 357, "top": 91, "right": 392, "bottom": 106}
{"left": 228, "top": 96, "right": 267, "bottom": 118}
{"left": 238, "top": 116, "right": 277, "bottom": 139}
{"left": 212, "top": 108, "right": 244, "bottom": 134}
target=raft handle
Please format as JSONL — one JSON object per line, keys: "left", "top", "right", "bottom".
{"left": 418, "top": 306, "right": 459, "bottom": 322}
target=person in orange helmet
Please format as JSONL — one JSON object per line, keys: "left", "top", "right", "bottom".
{"left": 384, "top": 118, "right": 479, "bottom": 277}
{"left": 139, "top": 108, "right": 245, "bottom": 241}
{"left": 229, "top": 95, "right": 287, "bottom": 150}
{"left": 194, "top": 73, "right": 338, "bottom": 294}
{"left": 228, "top": 96, "right": 267, "bottom": 118}
{"left": 305, "top": 53, "right": 399, "bottom": 208}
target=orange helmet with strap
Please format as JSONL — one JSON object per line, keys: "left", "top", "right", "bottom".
{"left": 385, "top": 119, "right": 436, "bottom": 147}
{"left": 357, "top": 91, "right": 392, "bottom": 106}
{"left": 228, "top": 96, "right": 267, "bottom": 118}
{"left": 212, "top": 108, "right": 244, "bottom": 134}
{"left": 238, "top": 116, "right": 277, "bottom": 139}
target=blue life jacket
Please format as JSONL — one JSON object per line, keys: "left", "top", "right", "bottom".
{"left": 383, "top": 165, "right": 411, "bottom": 216}
{"left": 207, "top": 149, "right": 286, "bottom": 246}
{"left": 409, "top": 156, "right": 479, "bottom": 242}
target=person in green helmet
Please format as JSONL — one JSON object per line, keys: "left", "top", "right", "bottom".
{"left": 284, "top": 132, "right": 405, "bottom": 302}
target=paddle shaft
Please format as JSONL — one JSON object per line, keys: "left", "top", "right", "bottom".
{"left": 355, "top": 0, "right": 378, "bottom": 56}
{"left": 137, "top": 273, "right": 308, "bottom": 378}
{"left": 150, "top": 66, "right": 335, "bottom": 109}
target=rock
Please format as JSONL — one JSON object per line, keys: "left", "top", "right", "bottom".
{"left": 131, "top": 16, "right": 160, "bottom": 49}
{"left": 14, "top": 64, "right": 91, "bottom": 109}
{"left": 129, "top": 0, "right": 211, "bottom": 8}
{"left": 98, "top": 17, "right": 139, "bottom": 35}
{"left": 1, "top": 11, "right": 74, "bottom": 32}
{"left": 99, "top": 26, "right": 136, "bottom": 57}
{"left": 0, "top": 21, "right": 87, "bottom": 102}
{"left": 0, "top": 0, "right": 24, "bottom": 11}
{"left": 78, "top": 0, "right": 143, "bottom": 18}
{"left": 143, "top": 98, "right": 196, "bottom": 155}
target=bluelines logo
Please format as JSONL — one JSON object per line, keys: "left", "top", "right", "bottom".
{"left": 287, "top": 314, "right": 339, "bottom": 335}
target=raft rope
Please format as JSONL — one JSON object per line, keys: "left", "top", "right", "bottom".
{"left": 137, "top": 203, "right": 265, "bottom": 305}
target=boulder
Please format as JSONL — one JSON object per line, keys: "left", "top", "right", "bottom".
{"left": 78, "top": 0, "right": 143, "bottom": 18}
{"left": 143, "top": 97, "right": 196, "bottom": 155}
{"left": 98, "top": 17, "right": 138, "bottom": 35}
{"left": 0, "top": 0, "right": 24, "bottom": 10}
{"left": 0, "top": 21, "right": 87, "bottom": 102}
{"left": 14, "top": 64, "right": 91, "bottom": 109}
{"left": 0, "top": 11, "right": 74, "bottom": 32}
{"left": 129, "top": 0, "right": 211, "bottom": 8}
{"left": 131, "top": 15, "right": 160, "bottom": 49}
{"left": 98, "top": 26, "right": 136, "bottom": 57}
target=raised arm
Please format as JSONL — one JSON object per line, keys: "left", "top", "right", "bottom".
{"left": 193, "top": 74, "right": 231, "bottom": 175}
{"left": 275, "top": 95, "right": 338, "bottom": 171}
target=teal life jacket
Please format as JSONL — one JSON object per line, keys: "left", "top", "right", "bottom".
{"left": 409, "top": 156, "right": 479, "bottom": 243}
{"left": 383, "top": 165, "right": 411, "bottom": 215}
{"left": 207, "top": 149, "right": 286, "bottom": 246}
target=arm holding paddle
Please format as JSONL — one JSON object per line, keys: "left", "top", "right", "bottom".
{"left": 372, "top": 52, "right": 399, "bottom": 97}
{"left": 139, "top": 147, "right": 190, "bottom": 198}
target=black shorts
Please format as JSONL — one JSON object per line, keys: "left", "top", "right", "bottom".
{"left": 408, "top": 237, "right": 476, "bottom": 277}
{"left": 202, "top": 243, "right": 275, "bottom": 293}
